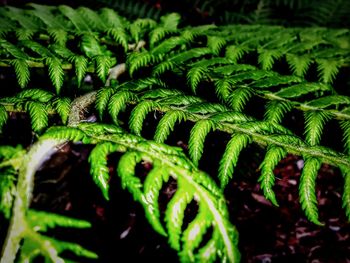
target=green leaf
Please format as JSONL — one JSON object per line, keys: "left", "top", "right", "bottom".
{"left": 10, "top": 59, "right": 30, "bottom": 88}
{"left": 117, "top": 151, "right": 143, "bottom": 201}
{"left": 25, "top": 101, "right": 48, "bottom": 132}
{"left": 0, "top": 170, "right": 16, "bottom": 219}
{"left": 154, "top": 111, "right": 187, "bottom": 143}
{"left": 0, "top": 105, "right": 8, "bottom": 132}
{"left": 317, "top": 59, "right": 341, "bottom": 84}
{"left": 341, "top": 168, "right": 350, "bottom": 220}
{"left": 188, "top": 120, "right": 214, "bottom": 166}
{"left": 286, "top": 54, "right": 312, "bottom": 77}
{"left": 94, "top": 55, "right": 114, "bottom": 83}
{"left": 46, "top": 57, "right": 64, "bottom": 94}
{"left": 264, "top": 101, "right": 292, "bottom": 124}
{"left": 108, "top": 91, "right": 136, "bottom": 124}
{"left": 89, "top": 142, "right": 118, "bottom": 200}
{"left": 129, "top": 100, "right": 157, "bottom": 136}
{"left": 304, "top": 111, "right": 331, "bottom": 146}
{"left": 96, "top": 87, "right": 115, "bottom": 120}
{"left": 52, "top": 97, "right": 71, "bottom": 124}
{"left": 165, "top": 186, "right": 194, "bottom": 250}
{"left": 142, "top": 165, "right": 168, "bottom": 236}
{"left": 258, "top": 146, "right": 287, "bottom": 206}
{"left": 299, "top": 157, "right": 323, "bottom": 225}
{"left": 219, "top": 134, "right": 251, "bottom": 188}
{"left": 187, "top": 67, "right": 207, "bottom": 94}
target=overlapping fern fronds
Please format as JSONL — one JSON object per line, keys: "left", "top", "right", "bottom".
{"left": 0, "top": 4, "right": 350, "bottom": 263}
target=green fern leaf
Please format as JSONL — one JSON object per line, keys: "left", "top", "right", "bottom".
{"left": 225, "top": 45, "right": 249, "bottom": 63}
{"left": 228, "top": 87, "right": 253, "bottom": 111}
{"left": 299, "top": 157, "right": 323, "bottom": 225}
{"left": 143, "top": 165, "right": 168, "bottom": 236}
{"left": 341, "top": 168, "right": 350, "bottom": 220}
{"left": 214, "top": 78, "right": 233, "bottom": 101}
{"left": 58, "top": 5, "right": 90, "bottom": 32}
{"left": 0, "top": 169, "right": 16, "bottom": 219}
{"left": 89, "top": 142, "right": 119, "bottom": 200}
{"left": 317, "top": 59, "right": 341, "bottom": 83}
{"left": 187, "top": 67, "right": 207, "bottom": 94}
{"left": 108, "top": 91, "right": 136, "bottom": 124}
{"left": 52, "top": 97, "right": 71, "bottom": 124}
{"left": 264, "top": 101, "right": 293, "bottom": 124}
{"left": 108, "top": 28, "right": 129, "bottom": 52}
{"left": 9, "top": 59, "right": 30, "bottom": 88}
{"left": 77, "top": 7, "right": 106, "bottom": 31}
{"left": 117, "top": 151, "right": 143, "bottom": 201}
{"left": 165, "top": 186, "right": 194, "bottom": 250}
{"left": 180, "top": 209, "right": 211, "bottom": 262}
{"left": 73, "top": 55, "right": 88, "bottom": 87}
{"left": 188, "top": 120, "right": 214, "bottom": 166}
{"left": 129, "top": 100, "right": 158, "bottom": 136}
{"left": 286, "top": 54, "right": 312, "bottom": 77}
{"left": 96, "top": 87, "right": 115, "bottom": 120}
{"left": 275, "top": 83, "right": 332, "bottom": 98}
{"left": 258, "top": 146, "right": 287, "bottom": 206}
{"left": 304, "top": 111, "right": 331, "bottom": 146}
{"left": 94, "top": 55, "right": 114, "bottom": 83}
{"left": 154, "top": 111, "right": 187, "bottom": 143}
{"left": 207, "top": 36, "right": 226, "bottom": 55}
{"left": 306, "top": 95, "right": 350, "bottom": 109}
{"left": 0, "top": 105, "right": 8, "bottom": 132}
{"left": 16, "top": 89, "right": 54, "bottom": 103}
{"left": 46, "top": 57, "right": 64, "bottom": 94}
{"left": 42, "top": 126, "right": 89, "bottom": 143}
{"left": 25, "top": 102, "right": 48, "bottom": 132}
{"left": 258, "top": 49, "right": 283, "bottom": 70}
{"left": 218, "top": 134, "right": 251, "bottom": 188}
{"left": 100, "top": 8, "right": 125, "bottom": 28}
{"left": 340, "top": 120, "right": 350, "bottom": 154}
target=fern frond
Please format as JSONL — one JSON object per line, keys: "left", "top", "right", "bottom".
{"left": 108, "top": 90, "right": 136, "bottom": 124}
{"left": 129, "top": 100, "right": 158, "bottom": 136}
{"left": 188, "top": 120, "right": 214, "bottom": 166}
{"left": 0, "top": 105, "right": 8, "bottom": 132}
{"left": 341, "top": 168, "right": 350, "bottom": 220}
{"left": 0, "top": 168, "right": 16, "bottom": 219}
{"left": 46, "top": 57, "right": 64, "bottom": 94}
{"left": 286, "top": 53, "right": 312, "bottom": 77}
{"left": 96, "top": 87, "right": 116, "bottom": 120}
{"left": 187, "top": 67, "right": 208, "bottom": 94}
{"left": 225, "top": 45, "right": 249, "bottom": 63}
{"left": 207, "top": 36, "right": 226, "bottom": 55}
{"left": 218, "top": 134, "right": 251, "bottom": 188}
{"left": 58, "top": 5, "right": 90, "bottom": 32}
{"left": 89, "top": 142, "right": 119, "bottom": 200}
{"left": 299, "top": 157, "right": 323, "bottom": 225}
{"left": 227, "top": 87, "right": 253, "bottom": 112}
{"left": 304, "top": 111, "right": 331, "bottom": 146}
{"left": 258, "top": 49, "right": 283, "bottom": 70}
{"left": 9, "top": 59, "right": 30, "bottom": 88}
{"left": 94, "top": 55, "right": 114, "bottom": 83}
{"left": 258, "top": 146, "right": 287, "bottom": 206}
{"left": 73, "top": 55, "right": 88, "bottom": 87}
{"left": 264, "top": 101, "right": 293, "bottom": 124}
{"left": 52, "top": 97, "right": 71, "bottom": 125}
{"left": 20, "top": 209, "right": 97, "bottom": 262}
{"left": 25, "top": 101, "right": 48, "bottom": 133}
{"left": 154, "top": 111, "right": 187, "bottom": 143}
{"left": 316, "top": 59, "right": 341, "bottom": 84}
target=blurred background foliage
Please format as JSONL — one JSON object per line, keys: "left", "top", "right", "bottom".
{"left": 1, "top": 0, "right": 349, "bottom": 27}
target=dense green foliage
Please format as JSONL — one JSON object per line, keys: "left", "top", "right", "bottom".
{"left": 0, "top": 4, "right": 349, "bottom": 262}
